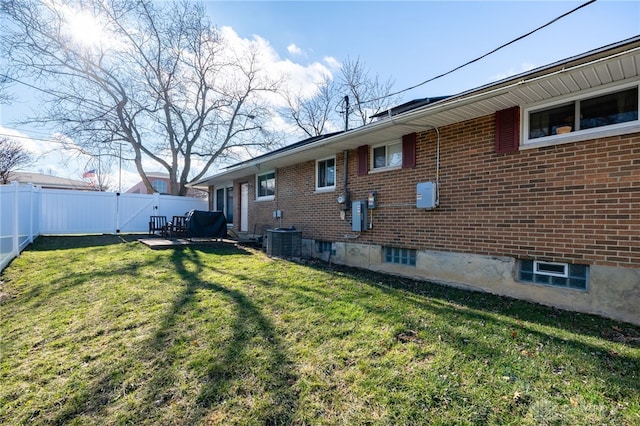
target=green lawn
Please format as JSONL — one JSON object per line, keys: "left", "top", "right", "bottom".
{"left": 1, "top": 236, "right": 639, "bottom": 425}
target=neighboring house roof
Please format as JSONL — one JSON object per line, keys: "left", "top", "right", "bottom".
{"left": 8, "top": 172, "right": 97, "bottom": 191}
{"left": 194, "top": 35, "right": 640, "bottom": 187}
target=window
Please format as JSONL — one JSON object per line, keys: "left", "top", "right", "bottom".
{"left": 518, "top": 259, "right": 588, "bottom": 290}
{"left": 316, "top": 157, "right": 336, "bottom": 190}
{"left": 257, "top": 171, "right": 275, "bottom": 199}
{"left": 384, "top": 247, "right": 416, "bottom": 266}
{"left": 215, "top": 186, "right": 233, "bottom": 223}
{"left": 526, "top": 85, "right": 639, "bottom": 143}
{"left": 152, "top": 179, "right": 167, "bottom": 193}
{"left": 316, "top": 240, "right": 335, "bottom": 256}
{"left": 358, "top": 134, "right": 416, "bottom": 175}
{"left": 373, "top": 142, "right": 402, "bottom": 170}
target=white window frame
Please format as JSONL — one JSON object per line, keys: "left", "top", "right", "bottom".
{"left": 315, "top": 156, "right": 336, "bottom": 192}
{"left": 522, "top": 81, "right": 640, "bottom": 150}
{"left": 371, "top": 140, "right": 402, "bottom": 172}
{"left": 533, "top": 260, "right": 568, "bottom": 278}
{"left": 256, "top": 170, "right": 275, "bottom": 201}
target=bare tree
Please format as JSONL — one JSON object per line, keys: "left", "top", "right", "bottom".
{"left": 282, "top": 56, "right": 399, "bottom": 137}
{"left": 283, "top": 73, "right": 340, "bottom": 138}
{"left": 339, "top": 56, "right": 398, "bottom": 128}
{"left": 0, "top": 136, "right": 33, "bottom": 184}
{"left": 0, "top": 73, "right": 15, "bottom": 105}
{"left": 1, "top": 0, "right": 281, "bottom": 195}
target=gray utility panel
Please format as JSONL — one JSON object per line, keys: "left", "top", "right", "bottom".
{"left": 416, "top": 182, "right": 437, "bottom": 209}
{"left": 352, "top": 200, "right": 367, "bottom": 232}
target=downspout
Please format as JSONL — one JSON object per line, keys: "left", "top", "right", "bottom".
{"left": 433, "top": 126, "right": 441, "bottom": 207}
{"left": 343, "top": 149, "right": 348, "bottom": 202}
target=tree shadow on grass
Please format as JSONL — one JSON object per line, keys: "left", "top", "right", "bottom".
{"left": 298, "top": 260, "right": 640, "bottom": 396}
{"left": 26, "top": 234, "right": 142, "bottom": 251}
{"left": 133, "top": 247, "right": 299, "bottom": 424}
{"left": 33, "top": 242, "right": 294, "bottom": 425}
{"left": 305, "top": 260, "right": 640, "bottom": 346}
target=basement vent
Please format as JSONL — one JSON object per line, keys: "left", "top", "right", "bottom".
{"left": 266, "top": 228, "right": 302, "bottom": 258}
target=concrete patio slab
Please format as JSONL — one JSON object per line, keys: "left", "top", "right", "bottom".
{"left": 138, "top": 237, "right": 234, "bottom": 249}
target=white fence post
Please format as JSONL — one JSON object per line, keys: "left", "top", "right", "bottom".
{"left": 13, "top": 182, "right": 21, "bottom": 257}
{"left": 29, "top": 184, "right": 33, "bottom": 243}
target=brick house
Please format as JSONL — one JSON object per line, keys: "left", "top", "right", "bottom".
{"left": 127, "top": 172, "right": 206, "bottom": 198}
{"left": 195, "top": 37, "right": 640, "bottom": 325}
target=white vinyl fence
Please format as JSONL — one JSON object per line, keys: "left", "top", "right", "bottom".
{"left": 1, "top": 182, "right": 41, "bottom": 271}
{"left": 1, "top": 182, "right": 208, "bottom": 271}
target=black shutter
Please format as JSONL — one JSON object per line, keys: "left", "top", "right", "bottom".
{"left": 402, "top": 133, "right": 417, "bottom": 168}
{"left": 495, "top": 106, "right": 520, "bottom": 154}
{"left": 357, "top": 145, "right": 369, "bottom": 176}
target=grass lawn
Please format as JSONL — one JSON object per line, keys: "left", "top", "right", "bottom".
{"left": 1, "top": 235, "right": 639, "bottom": 425}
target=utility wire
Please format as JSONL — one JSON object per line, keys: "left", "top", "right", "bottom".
{"left": 0, "top": 73, "right": 60, "bottom": 97}
{"left": 359, "top": 0, "right": 598, "bottom": 106}
{"left": 0, "top": 132, "right": 65, "bottom": 144}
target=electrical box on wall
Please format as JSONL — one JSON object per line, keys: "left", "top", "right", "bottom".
{"left": 352, "top": 200, "right": 367, "bottom": 231}
{"left": 367, "top": 191, "right": 377, "bottom": 209}
{"left": 416, "top": 182, "right": 437, "bottom": 209}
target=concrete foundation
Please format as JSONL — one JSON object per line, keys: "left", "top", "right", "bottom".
{"left": 303, "top": 238, "right": 639, "bottom": 325}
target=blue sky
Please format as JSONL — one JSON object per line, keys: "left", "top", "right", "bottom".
{"left": 206, "top": 0, "right": 639, "bottom": 99}
{"left": 1, "top": 0, "right": 638, "bottom": 188}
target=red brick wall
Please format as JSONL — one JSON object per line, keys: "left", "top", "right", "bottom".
{"left": 235, "top": 114, "right": 640, "bottom": 268}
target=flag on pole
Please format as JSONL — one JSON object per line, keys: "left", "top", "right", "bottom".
{"left": 83, "top": 170, "right": 96, "bottom": 178}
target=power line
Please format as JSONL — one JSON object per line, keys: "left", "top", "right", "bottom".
{"left": 0, "top": 132, "right": 65, "bottom": 145}
{"left": 0, "top": 73, "right": 60, "bottom": 97}
{"left": 359, "top": 0, "right": 598, "bottom": 106}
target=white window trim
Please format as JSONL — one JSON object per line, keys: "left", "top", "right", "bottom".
{"left": 533, "top": 260, "right": 568, "bottom": 278}
{"left": 256, "top": 170, "right": 275, "bottom": 201}
{"left": 315, "top": 156, "right": 336, "bottom": 192}
{"left": 522, "top": 81, "right": 640, "bottom": 150}
{"left": 370, "top": 140, "right": 402, "bottom": 172}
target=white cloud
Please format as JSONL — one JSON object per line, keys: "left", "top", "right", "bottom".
{"left": 287, "top": 43, "right": 302, "bottom": 56}
{"left": 0, "top": 127, "right": 76, "bottom": 177}
{"left": 218, "top": 26, "right": 335, "bottom": 103}
{"left": 491, "top": 62, "right": 536, "bottom": 82}
{"left": 0, "top": 126, "right": 140, "bottom": 190}
{"left": 324, "top": 56, "right": 341, "bottom": 71}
